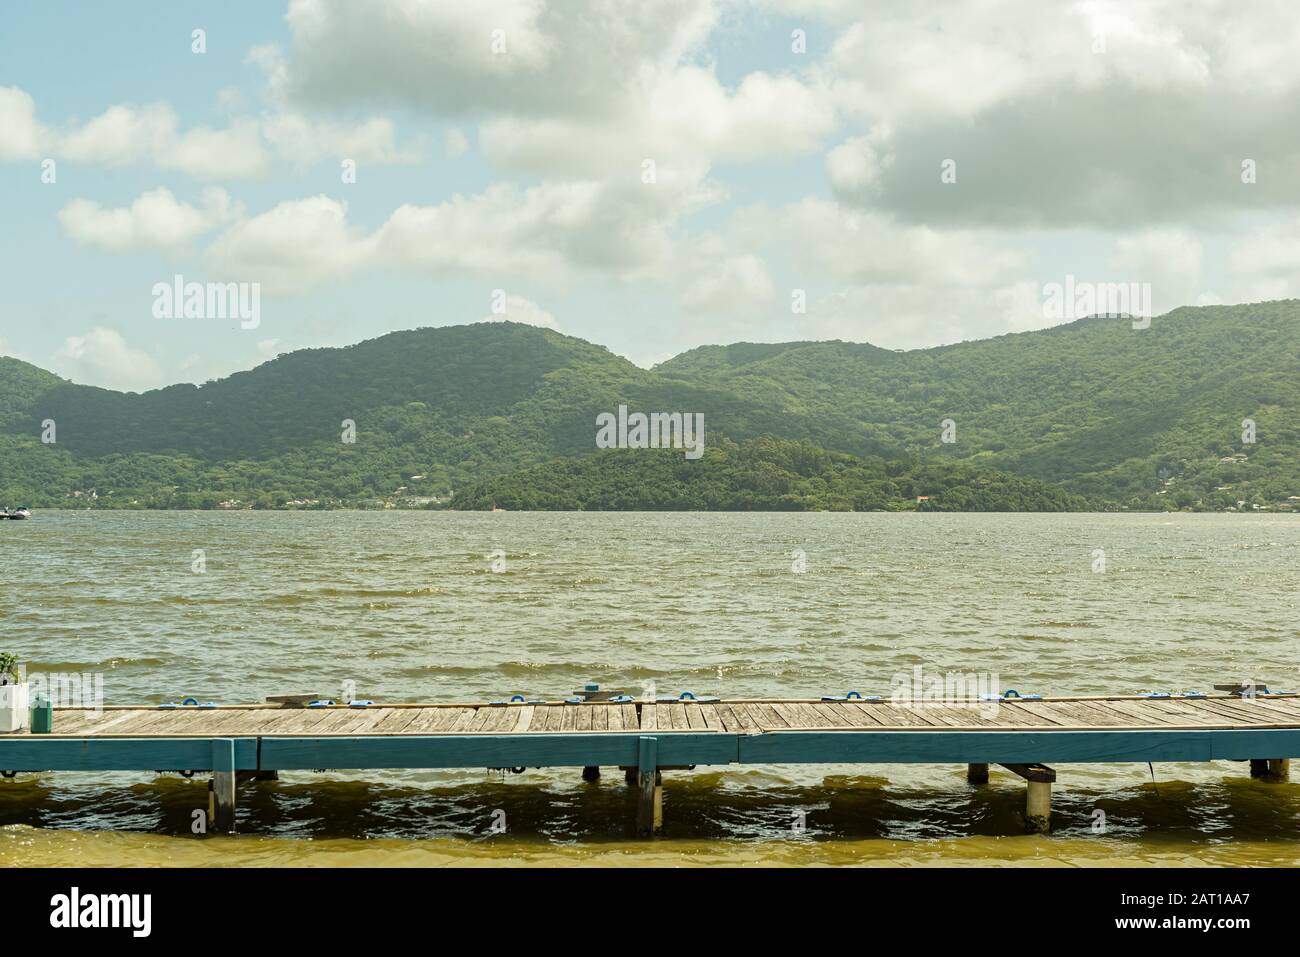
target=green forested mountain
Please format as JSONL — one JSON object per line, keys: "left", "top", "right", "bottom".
{"left": 0, "top": 323, "right": 887, "bottom": 508}
{"left": 657, "top": 301, "right": 1300, "bottom": 510}
{"left": 451, "top": 438, "right": 1088, "bottom": 511}
{"left": 2, "top": 302, "right": 1299, "bottom": 511}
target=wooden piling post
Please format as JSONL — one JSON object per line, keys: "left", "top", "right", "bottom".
{"left": 1025, "top": 780, "right": 1051, "bottom": 833}
{"left": 582, "top": 766, "right": 601, "bottom": 782}
{"left": 1251, "top": 758, "right": 1291, "bottom": 781}
{"left": 210, "top": 738, "right": 237, "bottom": 833}
{"left": 1001, "top": 763, "right": 1054, "bottom": 833}
{"left": 966, "top": 763, "right": 989, "bottom": 784}
{"left": 623, "top": 766, "right": 638, "bottom": 785}
{"left": 636, "top": 736, "right": 662, "bottom": 836}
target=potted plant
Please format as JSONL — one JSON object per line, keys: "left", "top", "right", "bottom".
{"left": 0, "top": 653, "right": 29, "bottom": 733}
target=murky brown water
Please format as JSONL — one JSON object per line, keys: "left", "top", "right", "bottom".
{"left": 2, "top": 511, "right": 1298, "bottom": 866}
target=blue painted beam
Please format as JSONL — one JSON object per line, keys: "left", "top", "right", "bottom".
{"left": 4, "top": 727, "right": 1298, "bottom": 774}
{"left": 737, "top": 729, "right": 1300, "bottom": 765}
{"left": 257, "top": 732, "right": 738, "bottom": 770}
{"left": 0, "top": 737, "right": 259, "bottom": 772}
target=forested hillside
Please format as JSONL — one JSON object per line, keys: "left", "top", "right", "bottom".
{"left": 657, "top": 302, "right": 1300, "bottom": 510}
{"left": 450, "top": 438, "right": 1089, "bottom": 512}
{"left": 2, "top": 302, "right": 1298, "bottom": 511}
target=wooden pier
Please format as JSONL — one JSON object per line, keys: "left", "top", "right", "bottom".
{"left": 2, "top": 692, "right": 1298, "bottom": 835}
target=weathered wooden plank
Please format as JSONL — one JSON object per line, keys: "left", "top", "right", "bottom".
{"left": 1182, "top": 698, "right": 1294, "bottom": 726}
{"left": 748, "top": 702, "right": 789, "bottom": 728}
{"left": 49, "top": 710, "right": 94, "bottom": 734}
{"left": 853, "top": 703, "right": 933, "bottom": 728}
{"left": 107, "top": 709, "right": 210, "bottom": 736}
{"left": 714, "top": 702, "right": 750, "bottom": 731}
{"left": 370, "top": 708, "right": 428, "bottom": 735}
{"left": 670, "top": 702, "right": 691, "bottom": 733}
{"left": 684, "top": 703, "right": 706, "bottom": 730}
{"left": 1141, "top": 699, "right": 1247, "bottom": 726}
{"left": 639, "top": 702, "right": 656, "bottom": 731}
{"left": 809, "top": 703, "right": 854, "bottom": 727}
{"left": 418, "top": 706, "right": 466, "bottom": 732}
{"left": 532, "top": 705, "right": 558, "bottom": 732}
{"left": 560, "top": 704, "right": 579, "bottom": 732}
{"left": 841, "top": 702, "right": 889, "bottom": 727}
{"left": 699, "top": 703, "right": 724, "bottom": 731}
{"left": 465, "top": 706, "right": 499, "bottom": 733}
{"left": 778, "top": 703, "right": 819, "bottom": 728}
{"left": 1003, "top": 701, "right": 1073, "bottom": 727}
{"left": 1096, "top": 699, "right": 1190, "bottom": 726}
{"left": 1037, "top": 700, "right": 1148, "bottom": 727}
{"left": 622, "top": 703, "right": 639, "bottom": 731}
{"left": 515, "top": 706, "right": 536, "bottom": 733}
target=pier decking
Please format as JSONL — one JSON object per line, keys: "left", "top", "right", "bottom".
{"left": 3, "top": 693, "right": 1298, "bottom": 835}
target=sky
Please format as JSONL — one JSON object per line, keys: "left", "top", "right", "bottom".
{"left": 3, "top": 0, "right": 1300, "bottom": 392}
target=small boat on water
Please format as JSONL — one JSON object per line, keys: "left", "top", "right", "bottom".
{"left": 2, "top": 507, "right": 30, "bottom": 520}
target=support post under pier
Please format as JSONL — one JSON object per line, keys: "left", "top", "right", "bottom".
{"left": 582, "top": 766, "right": 601, "bottom": 782}
{"left": 1001, "top": 763, "right": 1055, "bottom": 834}
{"left": 967, "top": 763, "right": 989, "bottom": 784}
{"left": 1250, "top": 758, "right": 1291, "bottom": 781}
{"left": 209, "top": 738, "right": 237, "bottom": 833}
{"left": 636, "top": 736, "right": 662, "bottom": 836}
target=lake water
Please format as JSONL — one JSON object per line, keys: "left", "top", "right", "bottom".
{"left": 2, "top": 511, "right": 1299, "bottom": 866}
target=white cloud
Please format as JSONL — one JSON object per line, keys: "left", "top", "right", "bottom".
{"left": 1229, "top": 216, "right": 1300, "bottom": 277}
{"left": 375, "top": 165, "right": 720, "bottom": 280}
{"left": 58, "top": 187, "right": 236, "bottom": 253}
{"left": 479, "top": 67, "right": 837, "bottom": 175}
{"left": 273, "top": 0, "right": 714, "bottom": 115}
{"left": 739, "top": 198, "right": 1024, "bottom": 286}
{"left": 444, "top": 127, "right": 470, "bottom": 158}
{"left": 1107, "top": 229, "right": 1203, "bottom": 314}
{"left": 206, "top": 165, "right": 723, "bottom": 291}
{"left": 1, "top": 88, "right": 422, "bottom": 179}
{"left": 806, "top": 280, "right": 1047, "bottom": 350}
{"left": 481, "top": 295, "right": 559, "bottom": 330}
{"left": 206, "top": 195, "right": 371, "bottom": 292}
{"left": 815, "top": 1, "right": 1300, "bottom": 227}
{"left": 0, "top": 86, "right": 48, "bottom": 160}
{"left": 826, "top": 131, "right": 893, "bottom": 198}
{"left": 682, "top": 254, "right": 776, "bottom": 317}
{"left": 265, "top": 0, "right": 835, "bottom": 176}
{"left": 261, "top": 113, "right": 422, "bottom": 169}
{"left": 53, "top": 327, "right": 164, "bottom": 392}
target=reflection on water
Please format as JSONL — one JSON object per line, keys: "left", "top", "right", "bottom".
{"left": 1, "top": 511, "right": 1298, "bottom": 866}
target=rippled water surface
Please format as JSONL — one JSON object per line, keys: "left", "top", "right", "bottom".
{"left": 2, "top": 511, "right": 1299, "bottom": 866}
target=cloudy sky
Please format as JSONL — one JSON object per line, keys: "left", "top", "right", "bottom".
{"left": 3, "top": 0, "right": 1300, "bottom": 391}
